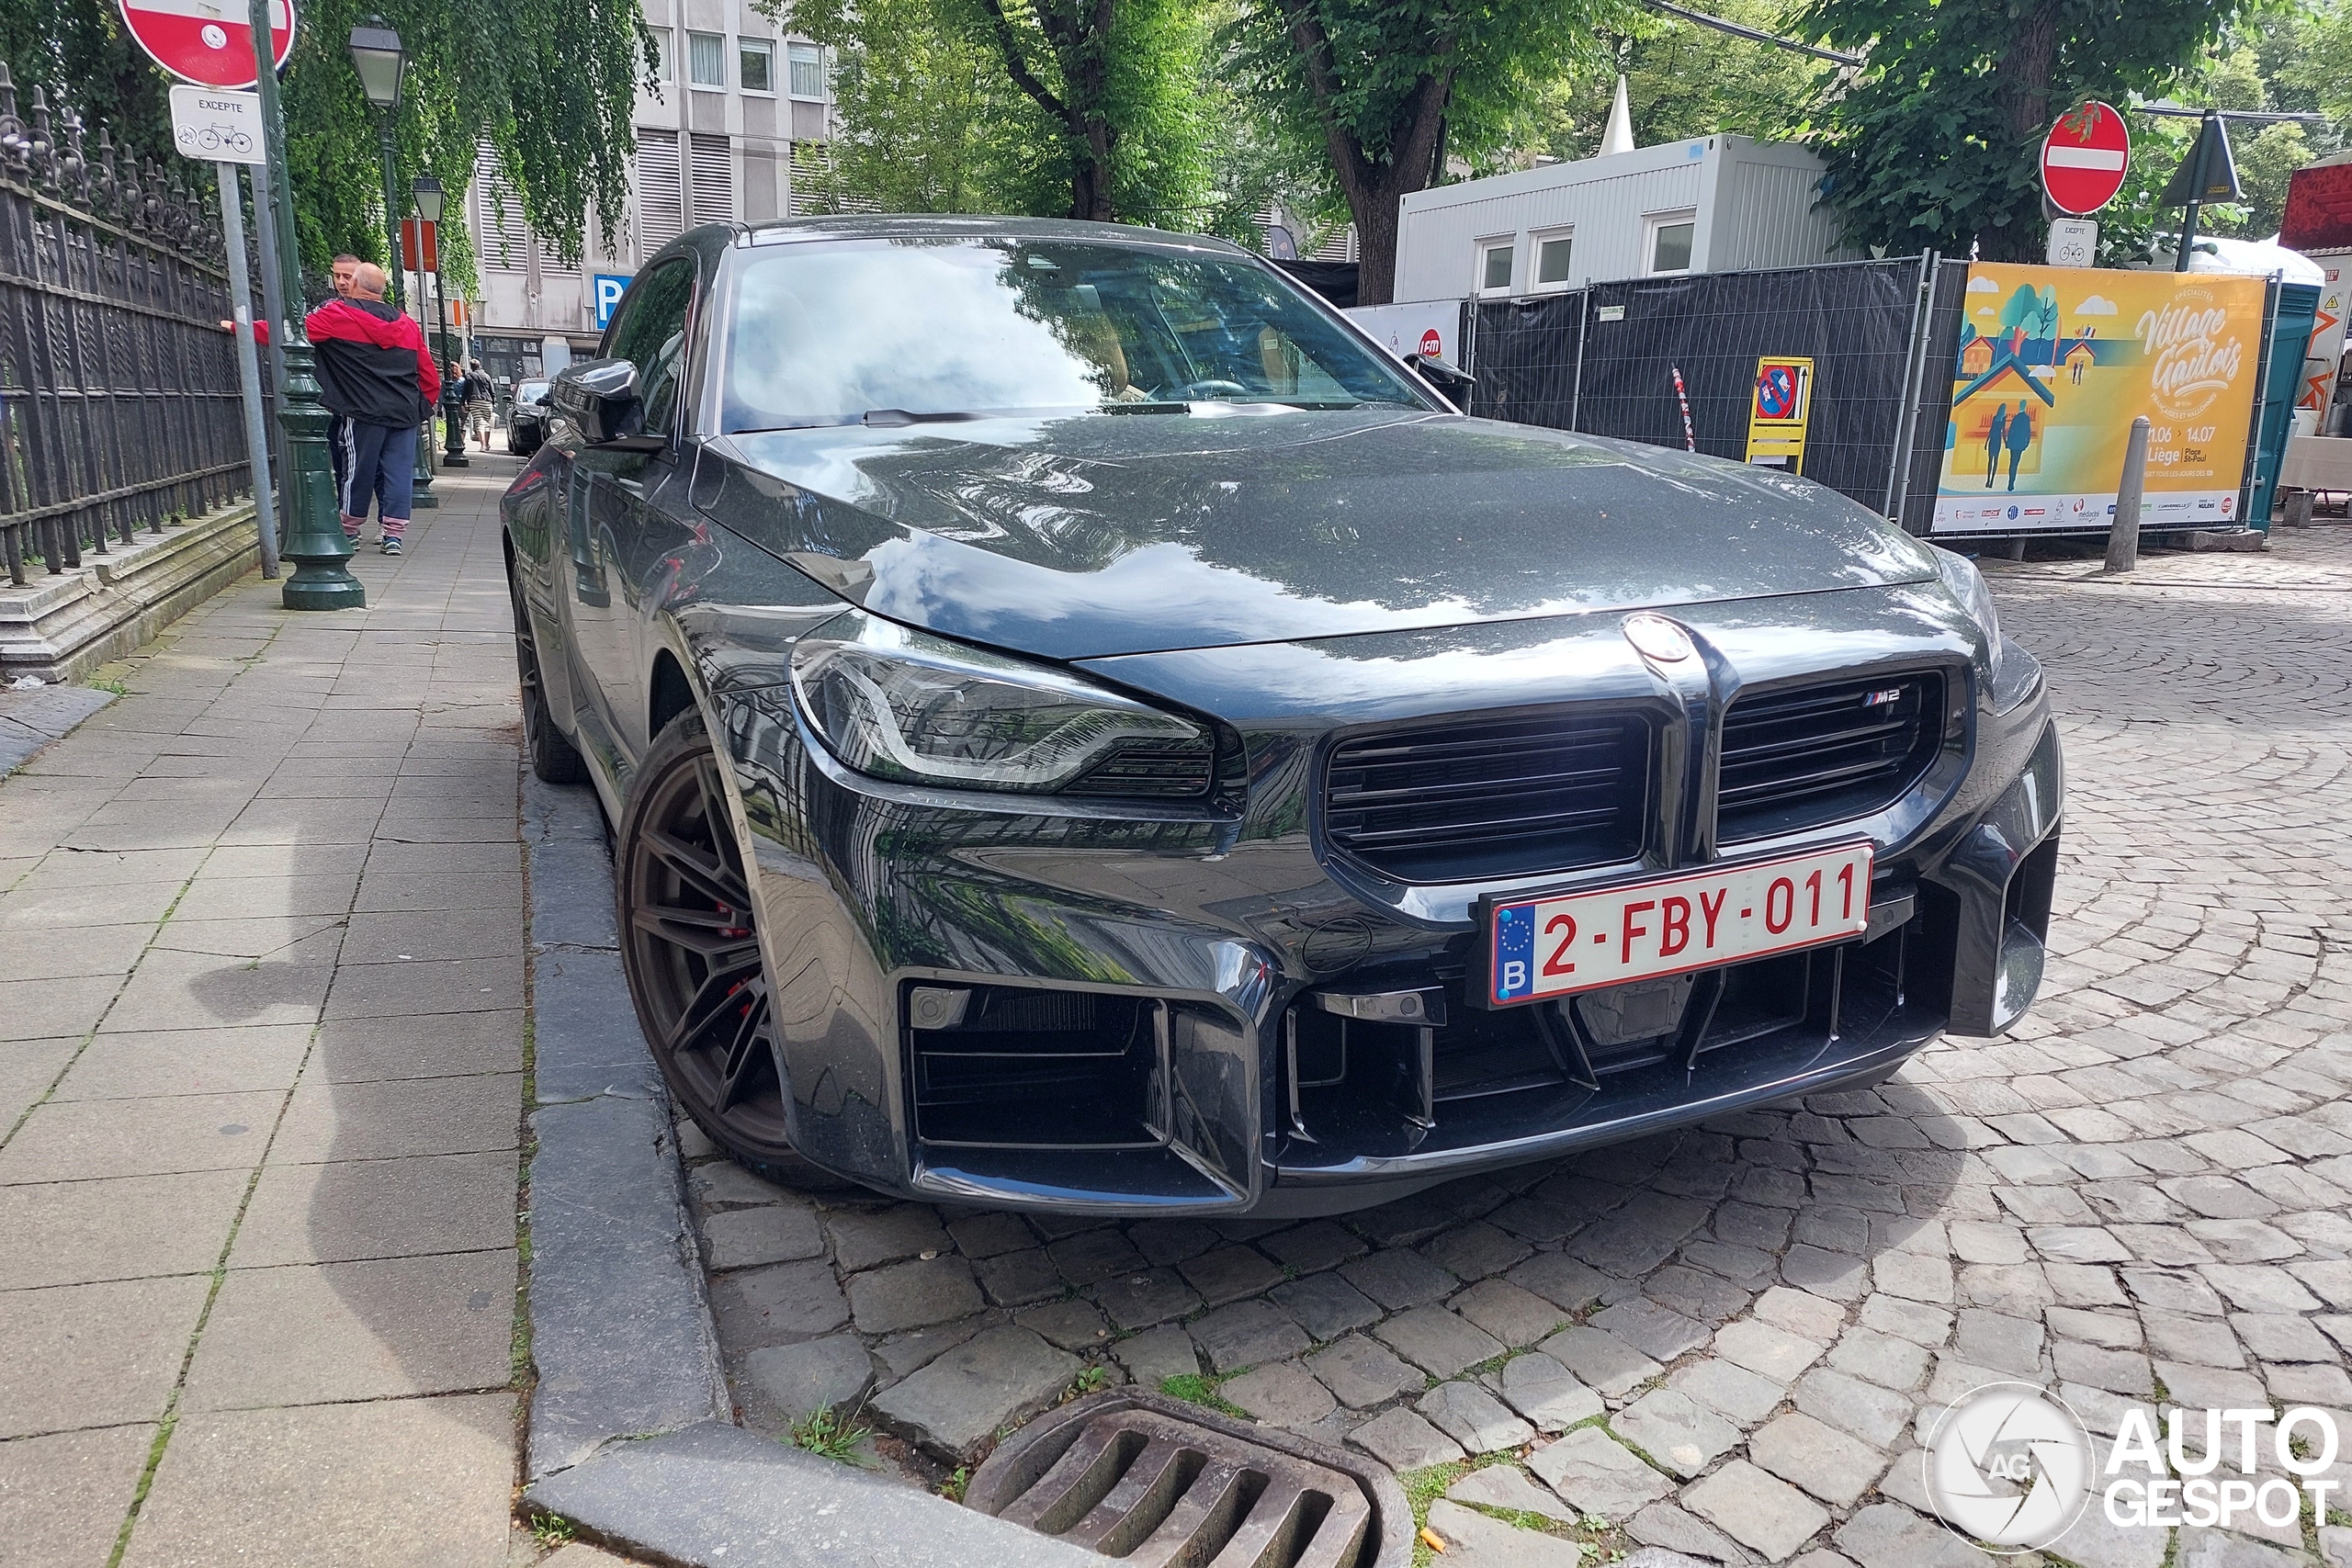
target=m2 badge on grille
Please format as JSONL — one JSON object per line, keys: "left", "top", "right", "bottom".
{"left": 1487, "top": 842, "right": 1873, "bottom": 1008}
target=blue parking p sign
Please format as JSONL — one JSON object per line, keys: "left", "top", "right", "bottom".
{"left": 593, "top": 274, "right": 631, "bottom": 331}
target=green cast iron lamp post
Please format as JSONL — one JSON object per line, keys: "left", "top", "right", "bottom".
{"left": 348, "top": 21, "right": 435, "bottom": 508}
{"left": 415, "top": 175, "right": 469, "bottom": 468}
{"left": 254, "top": 0, "right": 364, "bottom": 610}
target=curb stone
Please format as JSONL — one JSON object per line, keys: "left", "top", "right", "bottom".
{"left": 516, "top": 772, "right": 1096, "bottom": 1565}
{"left": 524, "top": 1420, "right": 1101, "bottom": 1568}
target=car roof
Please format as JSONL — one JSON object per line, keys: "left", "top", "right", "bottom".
{"left": 647, "top": 215, "right": 1250, "bottom": 273}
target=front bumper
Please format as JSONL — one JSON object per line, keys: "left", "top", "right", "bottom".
{"left": 707, "top": 584, "right": 2062, "bottom": 1215}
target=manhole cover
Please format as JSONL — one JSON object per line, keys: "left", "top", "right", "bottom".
{"left": 966, "top": 1390, "right": 1409, "bottom": 1568}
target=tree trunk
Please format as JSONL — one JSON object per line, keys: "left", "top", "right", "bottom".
{"left": 1323, "top": 75, "right": 1451, "bottom": 305}
{"left": 1349, "top": 173, "right": 1405, "bottom": 306}
{"left": 1976, "top": 0, "right": 2057, "bottom": 263}
{"left": 1071, "top": 115, "right": 1116, "bottom": 220}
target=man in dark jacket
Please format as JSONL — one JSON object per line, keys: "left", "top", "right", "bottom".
{"left": 307, "top": 263, "right": 439, "bottom": 556}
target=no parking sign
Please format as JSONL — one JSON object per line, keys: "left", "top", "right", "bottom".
{"left": 1746, "top": 356, "right": 1814, "bottom": 472}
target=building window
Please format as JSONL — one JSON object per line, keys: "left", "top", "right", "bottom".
{"left": 788, "top": 42, "right": 825, "bottom": 100}
{"left": 687, "top": 31, "right": 726, "bottom": 87}
{"left": 646, "top": 27, "right": 672, "bottom": 83}
{"left": 1477, "top": 239, "right": 1513, "bottom": 295}
{"left": 1532, "top": 230, "right": 1575, "bottom": 289}
{"left": 739, "top": 37, "right": 774, "bottom": 94}
{"left": 1646, "top": 210, "right": 1696, "bottom": 275}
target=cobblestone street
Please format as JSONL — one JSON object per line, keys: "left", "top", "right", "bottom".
{"left": 681, "top": 527, "right": 2352, "bottom": 1568}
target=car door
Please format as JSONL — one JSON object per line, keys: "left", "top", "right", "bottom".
{"left": 566, "top": 257, "right": 698, "bottom": 778}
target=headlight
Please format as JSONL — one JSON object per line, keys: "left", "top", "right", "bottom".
{"left": 1930, "top": 546, "right": 2005, "bottom": 686}
{"left": 790, "top": 611, "right": 1216, "bottom": 796}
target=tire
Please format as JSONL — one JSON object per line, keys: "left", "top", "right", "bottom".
{"left": 509, "top": 570, "right": 590, "bottom": 784}
{"left": 616, "top": 711, "right": 847, "bottom": 1191}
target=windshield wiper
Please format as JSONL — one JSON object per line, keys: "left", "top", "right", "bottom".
{"left": 1101, "top": 401, "right": 1193, "bottom": 415}
{"left": 862, "top": 408, "right": 985, "bottom": 427}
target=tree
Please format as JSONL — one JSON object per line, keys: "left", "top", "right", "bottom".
{"left": 1228, "top": 0, "right": 1630, "bottom": 304}
{"left": 793, "top": 0, "right": 1062, "bottom": 214}
{"left": 1519, "top": 0, "right": 1827, "bottom": 165}
{"left": 1800, "top": 0, "right": 2259, "bottom": 263}
{"left": 0, "top": 0, "right": 649, "bottom": 277}
{"left": 787, "top": 0, "right": 1211, "bottom": 225}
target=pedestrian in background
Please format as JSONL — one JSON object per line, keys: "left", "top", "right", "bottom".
{"left": 464, "top": 360, "right": 496, "bottom": 451}
{"left": 306, "top": 262, "right": 439, "bottom": 556}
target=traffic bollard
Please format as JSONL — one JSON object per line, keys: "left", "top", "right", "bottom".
{"left": 2104, "top": 416, "right": 2150, "bottom": 574}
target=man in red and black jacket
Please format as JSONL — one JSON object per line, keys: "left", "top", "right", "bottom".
{"left": 306, "top": 262, "right": 439, "bottom": 556}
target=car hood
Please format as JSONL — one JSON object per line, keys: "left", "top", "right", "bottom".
{"left": 707, "top": 407, "right": 1941, "bottom": 660}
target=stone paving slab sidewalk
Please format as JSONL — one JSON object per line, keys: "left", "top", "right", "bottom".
{"left": 677, "top": 526, "right": 2352, "bottom": 1568}
{"left": 0, "top": 465, "right": 547, "bottom": 1568}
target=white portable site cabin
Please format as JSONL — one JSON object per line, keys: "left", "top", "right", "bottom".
{"left": 1388, "top": 135, "right": 1856, "bottom": 305}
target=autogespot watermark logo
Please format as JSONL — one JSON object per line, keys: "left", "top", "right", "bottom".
{"left": 1925, "top": 1385, "right": 2347, "bottom": 1555}
{"left": 1923, "top": 1384, "right": 2094, "bottom": 1551}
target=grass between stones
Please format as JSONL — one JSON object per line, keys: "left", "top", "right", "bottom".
{"left": 1399, "top": 1444, "right": 1632, "bottom": 1568}
{"left": 1160, "top": 1371, "right": 1250, "bottom": 1420}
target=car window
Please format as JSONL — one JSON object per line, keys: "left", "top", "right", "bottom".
{"left": 605, "top": 260, "right": 696, "bottom": 437}
{"left": 718, "top": 238, "right": 1432, "bottom": 431}
{"left": 516, "top": 381, "right": 552, "bottom": 407}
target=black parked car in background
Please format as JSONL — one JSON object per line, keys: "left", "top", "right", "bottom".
{"left": 506, "top": 378, "right": 552, "bottom": 456}
{"left": 502, "top": 217, "right": 2062, "bottom": 1216}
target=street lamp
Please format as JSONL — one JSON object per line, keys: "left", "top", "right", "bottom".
{"left": 256, "top": 0, "right": 363, "bottom": 608}
{"left": 414, "top": 175, "right": 469, "bottom": 469}
{"left": 348, "top": 21, "right": 435, "bottom": 508}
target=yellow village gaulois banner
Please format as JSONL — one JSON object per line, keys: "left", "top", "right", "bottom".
{"left": 1931, "top": 264, "right": 2266, "bottom": 535}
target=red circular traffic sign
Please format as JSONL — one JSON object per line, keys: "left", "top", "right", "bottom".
{"left": 119, "top": 0, "right": 294, "bottom": 89}
{"left": 2041, "top": 101, "right": 2130, "bottom": 217}
{"left": 1419, "top": 329, "right": 1442, "bottom": 356}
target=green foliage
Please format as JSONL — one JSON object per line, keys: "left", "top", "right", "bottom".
{"left": 1517, "top": 0, "right": 1828, "bottom": 164}
{"left": 790, "top": 0, "right": 1063, "bottom": 214}
{"left": 793, "top": 0, "right": 1213, "bottom": 223}
{"left": 1225, "top": 0, "right": 1631, "bottom": 300}
{"left": 0, "top": 0, "right": 646, "bottom": 287}
{"left": 786, "top": 1402, "right": 873, "bottom": 1461}
{"left": 1802, "top": 0, "right": 2262, "bottom": 262}
{"left": 528, "top": 1513, "right": 577, "bottom": 1549}
{"left": 2080, "top": 11, "right": 2338, "bottom": 265}
{"left": 277, "top": 0, "right": 651, "bottom": 275}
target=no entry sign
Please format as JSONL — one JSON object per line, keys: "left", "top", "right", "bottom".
{"left": 119, "top": 0, "right": 294, "bottom": 90}
{"left": 2042, "top": 101, "right": 2130, "bottom": 217}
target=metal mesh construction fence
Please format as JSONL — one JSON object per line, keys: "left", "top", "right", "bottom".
{"left": 1462, "top": 256, "right": 1954, "bottom": 534}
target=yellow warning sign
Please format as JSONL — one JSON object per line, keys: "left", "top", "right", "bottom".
{"left": 1746, "top": 357, "right": 1814, "bottom": 473}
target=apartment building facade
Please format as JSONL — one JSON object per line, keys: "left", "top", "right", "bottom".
{"left": 467, "top": 0, "right": 833, "bottom": 386}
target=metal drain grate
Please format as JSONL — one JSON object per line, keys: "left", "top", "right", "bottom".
{"left": 965, "top": 1391, "right": 1409, "bottom": 1568}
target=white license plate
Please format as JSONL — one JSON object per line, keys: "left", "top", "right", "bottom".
{"left": 1487, "top": 842, "right": 1873, "bottom": 1008}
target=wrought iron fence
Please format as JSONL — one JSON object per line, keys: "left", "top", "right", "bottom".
{"left": 0, "top": 69, "right": 251, "bottom": 588}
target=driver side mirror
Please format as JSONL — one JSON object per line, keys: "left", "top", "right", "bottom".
{"left": 552, "top": 357, "right": 657, "bottom": 448}
{"left": 1405, "top": 350, "right": 1477, "bottom": 402}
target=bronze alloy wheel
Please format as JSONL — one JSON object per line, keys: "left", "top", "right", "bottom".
{"left": 618, "top": 713, "right": 836, "bottom": 1187}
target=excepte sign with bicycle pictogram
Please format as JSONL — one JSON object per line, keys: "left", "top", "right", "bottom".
{"left": 120, "top": 0, "right": 294, "bottom": 90}
{"left": 166, "top": 85, "right": 265, "bottom": 165}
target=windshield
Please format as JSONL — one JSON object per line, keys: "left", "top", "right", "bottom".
{"left": 515, "top": 380, "right": 551, "bottom": 406}
{"left": 720, "top": 237, "right": 1430, "bottom": 431}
